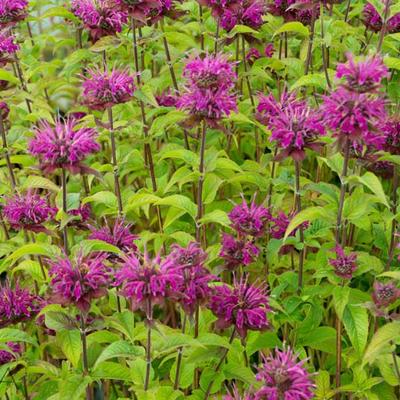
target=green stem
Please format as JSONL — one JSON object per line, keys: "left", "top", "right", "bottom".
{"left": 295, "top": 160, "right": 305, "bottom": 289}
{"left": 80, "top": 313, "right": 93, "bottom": 400}
{"left": 144, "top": 298, "right": 153, "bottom": 391}
{"left": 377, "top": 0, "right": 392, "bottom": 52}
{"left": 61, "top": 168, "right": 69, "bottom": 255}
{"left": 173, "top": 314, "right": 187, "bottom": 390}
{"left": 196, "top": 121, "right": 207, "bottom": 244}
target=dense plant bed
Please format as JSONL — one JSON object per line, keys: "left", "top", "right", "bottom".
{"left": 0, "top": 0, "right": 399, "bottom": 398}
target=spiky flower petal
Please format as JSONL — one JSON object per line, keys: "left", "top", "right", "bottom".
{"left": 329, "top": 245, "right": 357, "bottom": 280}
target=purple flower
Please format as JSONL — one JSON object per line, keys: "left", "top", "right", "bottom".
{"left": 321, "top": 87, "right": 387, "bottom": 149}
{"left": 372, "top": 281, "right": 400, "bottom": 308}
{"left": 336, "top": 54, "right": 389, "bottom": 93}
{"left": 264, "top": 43, "right": 274, "bottom": 58}
{"left": 0, "top": 30, "right": 18, "bottom": 66}
{"left": 48, "top": 253, "right": 113, "bottom": 313}
{"left": 220, "top": 233, "right": 260, "bottom": 270}
{"left": 228, "top": 196, "right": 271, "bottom": 237}
{"left": 383, "top": 117, "right": 400, "bottom": 155}
{"left": 363, "top": 2, "right": 400, "bottom": 34}
{"left": 0, "top": 101, "right": 9, "bottom": 120}
{"left": 29, "top": 118, "right": 100, "bottom": 174}
{"left": 0, "top": 0, "right": 28, "bottom": 28}
{"left": 269, "top": 102, "right": 326, "bottom": 161}
{"left": 115, "top": 253, "right": 179, "bottom": 313}
{"left": 115, "top": 0, "right": 162, "bottom": 24}
{"left": 178, "top": 54, "right": 237, "bottom": 122}
{"left": 156, "top": 89, "right": 177, "bottom": 107}
{"left": 2, "top": 191, "right": 56, "bottom": 232}
{"left": 81, "top": 68, "right": 136, "bottom": 111}
{"left": 0, "top": 283, "right": 42, "bottom": 327}
{"left": 224, "top": 386, "right": 254, "bottom": 400}
{"left": 68, "top": 203, "right": 91, "bottom": 229}
{"left": 209, "top": 279, "right": 270, "bottom": 337}
{"left": 293, "top": 0, "right": 320, "bottom": 26}
{"left": 329, "top": 245, "right": 357, "bottom": 280}
{"left": 246, "top": 47, "right": 261, "bottom": 62}
{"left": 71, "top": 0, "right": 128, "bottom": 42}
{"left": 268, "top": 0, "right": 297, "bottom": 21}
{"left": 254, "top": 347, "right": 315, "bottom": 400}
{"left": 89, "top": 218, "right": 138, "bottom": 257}
{"left": 162, "top": 243, "right": 216, "bottom": 315}
{"left": 0, "top": 342, "right": 22, "bottom": 365}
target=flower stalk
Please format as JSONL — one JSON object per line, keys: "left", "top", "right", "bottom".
{"left": 144, "top": 298, "right": 153, "bottom": 391}
{"left": 196, "top": 120, "right": 207, "bottom": 245}
{"left": 173, "top": 314, "right": 187, "bottom": 390}
{"left": 0, "top": 114, "right": 16, "bottom": 190}
{"left": 80, "top": 313, "right": 93, "bottom": 400}
{"left": 295, "top": 160, "right": 305, "bottom": 289}
{"left": 61, "top": 168, "right": 69, "bottom": 254}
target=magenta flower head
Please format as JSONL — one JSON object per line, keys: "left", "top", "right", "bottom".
{"left": 220, "top": 233, "right": 260, "bottom": 270}
{"left": 2, "top": 191, "right": 56, "bottom": 232}
{"left": 0, "top": 0, "right": 28, "bottom": 28}
{"left": 0, "top": 342, "right": 22, "bottom": 365}
{"left": 336, "top": 53, "right": 389, "bottom": 94}
{"left": 329, "top": 245, "right": 357, "bottom": 280}
{"left": 68, "top": 203, "right": 91, "bottom": 229}
{"left": 29, "top": 118, "right": 100, "bottom": 174}
{"left": 270, "top": 102, "right": 326, "bottom": 161}
{"left": 254, "top": 347, "right": 315, "bottom": 400}
{"left": 81, "top": 68, "right": 136, "bottom": 111}
{"left": 115, "top": 0, "right": 162, "bottom": 24}
{"left": 363, "top": 2, "right": 400, "bottom": 34}
{"left": 228, "top": 196, "right": 271, "bottom": 237}
{"left": 264, "top": 43, "right": 274, "bottom": 58}
{"left": 115, "top": 253, "right": 179, "bottom": 314}
{"left": 383, "top": 117, "right": 400, "bottom": 155}
{"left": 48, "top": 253, "right": 112, "bottom": 313}
{"left": 89, "top": 218, "right": 138, "bottom": 257}
{"left": 0, "top": 30, "right": 18, "bottom": 66}
{"left": 0, "top": 101, "right": 10, "bottom": 120}
{"left": 178, "top": 54, "right": 237, "bottom": 124}
{"left": 246, "top": 47, "right": 261, "bottom": 63}
{"left": 209, "top": 278, "right": 270, "bottom": 338}
{"left": 71, "top": 0, "right": 128, "bottom": 42}
{"left": 161, "top": 242, "right": 216, "bottom": 315}
{"left": 372, "top": 281, "right": 400, "bottom": 309}
{"left": 156, "top": 89, "right": 177, "bottom": 107}
{"left": 321, "top": 87, "right": 386, "bottom": 149}
{"left": 224, "top": 386, "right": 254, "bottom": 400}
{"left": 0, "top": 282, "right": 42, "bottom": 327}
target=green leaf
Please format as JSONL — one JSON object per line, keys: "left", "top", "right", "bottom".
{"left": 89, "top": 36, "right": 121, "bottom": 52}
{"left": 156, "top": 195, "right": 197, "bottom": 220}
{"left": 202, "top": 174, "right": 222, "bottom": 204}
{"left": 199, "top": 210, "right": 230, "bottom": 228}
{"left": 342, "top": 305, "right": 369, "bottom": 356}
{"left": 58, "top": 375, "right": 91, "bottom": 400}
{"left": 377, "top": 271, "right": 400, "bottom": 280}
{"left": 291, "top": 73, "right": 332, "bottom": 91}
{"left": 199, "top": 367, "right": 224, "bottom": 395}
{"left": 92, "top": 362, "right": 132, "bottom": 381}
{"left": 41, "top": 6, "right": 79, "bottom": 22}
{"left": 0, "top": 69, "right": 19, "bottom": 84}
{"left": 160, "top": 148, "right": 199, "bottom": 166}
{"left": 363, "top": 322, "right": 400, "bottom": 366}
{"left": 315, "top": 370, "right": 334, "bottom": 399}
{"left": 21, "top": 175, "right": 59, "bottom": 192}
{"left": 83, "top": 191, "right": 117, "bottom": 208}
{"left": 45, "top": 311, "right": 77, "bottom": 331}
{"left": 332, "top": 286, "right": 350, "bottom": 319}
{"left": 359, "top": 172, "right": 389, "bottom": 208}
{"left": 94, "top": 340, "right": 144, "bottom": 368}
{"left": 149, "top": 111, "right": 187, "bottom": 137}
{"left": 71, "top": 239, "right": 122, "bottom": 257}
{"left": 0, "top": 328, "right": 37, "bottom": 346}
{"left": 284, "top": 206, "right": 327, "bottom": 239}
{"left": 6, "top": 243, "right": 60, "bottom": 265}
{"left": 297, "top": 327, "right": 336, "bottom": 353}
{"left": 274, "top": 22, "right": 309, "bottom": 37}
{"left": 57, "top": 330, "right": 82, "bottom": 368}
{"left": 384, "top": 56, "right": 400, "bottom": 70}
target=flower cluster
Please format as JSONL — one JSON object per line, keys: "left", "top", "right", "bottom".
{"left": 246, "top": 44, "right": 274, "bottom": 64}
{"left": 329, "top": 245, "right": 357, "bottom": 280}
{"left": 0, "top": 101, "right": 9, "bottom": 120}
{"left": 268, "top": 0, "right": 318, "bottom": 26}
{"left": 81, "top": 68, "right": 136, "bottom": 110}
{"left": 178, "top": 54, "right": 237, "bottom": 122}
{"left": 162, "top": 242, "right": 216, "bottom": 315}
{"left": 89, "top": 218, "right": 138, "bottom": 257}
{"left": 0, "top": 283, "right": 42, "bottom": 327}
{"left": 0, "top": 342, "right": 21, "bottom": 365}
{"left": 29, "top": 119, "right": 100, "bottom": 174}
{"left": 209, "top": 279, "right": 270, "bottom": 337}
{"left": 2, "top": 191, "right": 56, "bottom": 232}
{"left": 68, "top": 203, "right": 92, "bottom": 229}
{"left": 48, "top": 253, "right": 113, "bottom": 313}
{"left": 372, "top": 281, "right": 400, "bottom": 309}
{"left": 322, "top": 54, "right": 387, "bottom": 149}
{"left": 255, "top": 348, "right": 315, "bottom": 400}
{"left": 0, "top": 30, "right": 18, "bottom": 66}
{"left": 0, "top": 0, "right": 28, "bottom": 28}
{"left": 71, "top": 0, "right": 128, "bottom": 42}
{"left": 363, "top": 2, "right": 400, "bottom": 34}
{"left": 115, "top": 253, "right": 179, "bottom": 313}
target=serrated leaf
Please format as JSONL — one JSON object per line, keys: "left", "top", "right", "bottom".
{"left": 199, "top": 210, "right": 230, "bottom": 228}
{"left": 0, "top": 328, "right": 37, "bottom": 346}
{"left": 71, "top": 239, "right": 121, "bottom": 257}
{"left": 274, "top": 21, "right": 309, "bottom": 37}
{"left": 284, "top": 206, "right": 326, "bottom": 239}
{"left": 359, "top": 172, "right": 389, "bottom": 208}
{"left": 92, "top": 361, "right": 132, "bottom": 381}
{"left": 6, "top": 243, "right": 60, "bottom": 265}
{"left": 156, "top": 195, "right": 197, "bottom": 220}
{"left": 0, "top": 69, "right": 19, "bottom": 84}
{"left": 94, "top": 341, "right": 144, "bottom": 368}
{"left": 21, "top": 176, "right": 59, "bottom": 192}
{"left": 83, "top": 191, "right": 117, "bottom": 208}
{"left": 57, "top": 330, "right": 82, "bottom": 368}
{"left": 342, "top": 304, "right": 369, "bottom": 356}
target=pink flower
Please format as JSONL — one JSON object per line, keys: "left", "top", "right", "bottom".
{"left": 336, "top": 54, "right": 389, "bottom": 93}
{"left": 115, "top": 0, "right": 162, "bottom": 24}
{"left": 329, "top": 245, "right": 357, "bottom": 279}
{"left": 68, "top": 203, "right": 91, "bottom": 229}
{"left": 209, "top": 278, "right": 270, "bottom": 337}
{"left": 0, "top": 101, "right": 9, "bottom": 119}
{"left": 178, "top": 54, "right": 237, "bottom": 122}
{"left": 0, "top": 30, "right": 18, "bottom": 66}
{"left": 115, "top": 253, "right": 179, "bottom": 313}
{"left": 363, "top": 2, "right": 400, "bottom": 34}
{"left": 383, "top": 117, "right": 400, "bottom": 155}
{"left": 372, "top": 281, "right": 400, "bottom": 308}
{"left": 156, "top": 89, "right": 177, "bottom": 107}
{"left": 246, "top": 47, "right": 261, "bottom": 62}
{"left": 255, "top": 347, "right": 315, "bottom": 400}
{"left": 0, "top": 0, "right": 28, "bottom": 28}
{"left": 49, "top": 253, "right": 113, "bottom": 312}
{"left": 224, "top": 386, "right": 254, "bottom": 400}
{"left": 321, "top": 87, "right": 387, "bottom": 148}
{"left": 71, "top": 0, "right": 128, "bottom": 42}
{"left": 228, "top": 196, "right": 271, "bottom": 237}
{"left": 81, "top": 68, "right": 136, "bottom": 111}
{"left": 0, "top": 283, "right": 42, "bottom": 327}
{"left": 29, "top": 118, "right": 100, "bottom": 174}
{"left": 89, "top": 218, "right": 138, "bottom": 257}
{"left": 220, "top": 0, "right": 266, "bottom": 31}
{"left": 269, "top": 102, "right": 325, "bottom": 161}
{"left": 2, "top": 191, "right": 56, "bottom": 232}
{"left": 220, "top": 233, "right": 260, "bottom": 270}
{"left": 264, "top": 43, "right": 274, "bottom": 58}
{"left": 162, "top": 243, "right": 216, "bottom": 315}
